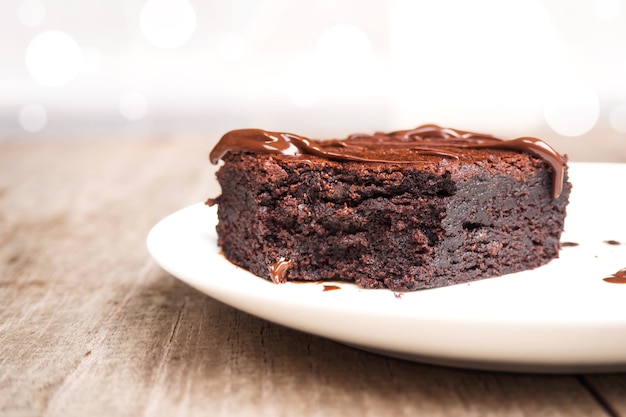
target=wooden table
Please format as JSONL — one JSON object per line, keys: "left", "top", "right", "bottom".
{"left": 1, "top": 136, "right": 626, "bottom": 417}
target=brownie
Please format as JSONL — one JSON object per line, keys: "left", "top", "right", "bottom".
{"left": 207, "top": 125, "right": 571, "bottom": 292}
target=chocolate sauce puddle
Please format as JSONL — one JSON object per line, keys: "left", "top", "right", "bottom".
{"left": 209, "top": 124, "right": 566, "bottom": 199}
{"left": 604, "top": 268, "right": 626, "bottom": 284}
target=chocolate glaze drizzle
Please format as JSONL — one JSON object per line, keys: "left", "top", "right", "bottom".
{"left": 210, "top": 124, "right": 566, "bottom": 198}
{"left": 268, "top": 258, "right": 293, "bottom": 284}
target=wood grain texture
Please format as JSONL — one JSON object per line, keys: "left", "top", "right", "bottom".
{"left": 0, "top": 136, "right": 624, "bottom": 417}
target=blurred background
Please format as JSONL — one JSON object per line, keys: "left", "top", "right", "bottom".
{"left": 1, "top": 0, "right": 626, "bottom": 160}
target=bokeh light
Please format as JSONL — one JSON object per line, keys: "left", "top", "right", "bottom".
{"left": 119, "top": 92, "right": 148, "bottom": 121}
{"left": 217, "top": 33, "right": 247, "bottom": 61}
{"left": 4, "top": 0, "right": 626, "bottom": 148}
{"left": 289, "top": 68, "right": 320, "bottom": 108}
{"left": 388, "top": 0, "right": 570, "bottom": 130}
{"left": 543, "top": 83, "right": 600, "bottom": 137}
{"left": 288, "top": 24, "right": 375, "bottom": 108}
{"left": 592, "top": 0, "right": 622, "bottom": 21}
{"left": 140, "top": 0, "right": 196, "bottom": 49}
{"left": 81, "top": 46, "right": 102, "bottom": 74}
{"left": 19, "top": 104, "right": 47, "bottom": 132}
{"left": 25, "top": 31, "right": 82, "bottom": 87}
{"left": 17, "top": 0, "right": 45, "bottom": 28}
{"left": 609, "top": 103, "right": 626, "bottom": 133}
{"left": 314, "top": 24, "right": 373, "bottom": 65}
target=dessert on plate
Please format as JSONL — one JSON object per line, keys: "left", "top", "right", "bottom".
{"left": 207, "top": 124, "right": 571, "bottom": 292}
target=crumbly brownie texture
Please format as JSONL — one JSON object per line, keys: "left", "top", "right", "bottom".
{"left": 209, "top": 126, "right": 571, "bottom": 291}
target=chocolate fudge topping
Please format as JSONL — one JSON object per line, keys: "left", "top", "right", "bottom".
{"left": 210, "top": 125, "right": 566, "bottom": 198}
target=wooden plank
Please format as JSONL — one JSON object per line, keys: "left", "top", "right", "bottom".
{"left": 581, "top": 375, "right": 626, "bottom": 417}
{"left": 0, "top": 137, "right": 622, "bottom": 417}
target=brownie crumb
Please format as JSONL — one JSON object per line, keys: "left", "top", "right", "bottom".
{"left": 562, "top": 242, "right": 579, "bottom": 247}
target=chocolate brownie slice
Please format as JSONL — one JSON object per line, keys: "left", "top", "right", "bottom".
{"left": 208, "top": 125, "right": 571, "bottom": 291}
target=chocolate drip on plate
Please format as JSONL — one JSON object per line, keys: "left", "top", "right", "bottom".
{"left": 604, "top": 268, "right": 626, "bottom": 284}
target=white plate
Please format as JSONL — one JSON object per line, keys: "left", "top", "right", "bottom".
{"left": 147, "top": 162, "right": 626, "bottom": 373}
